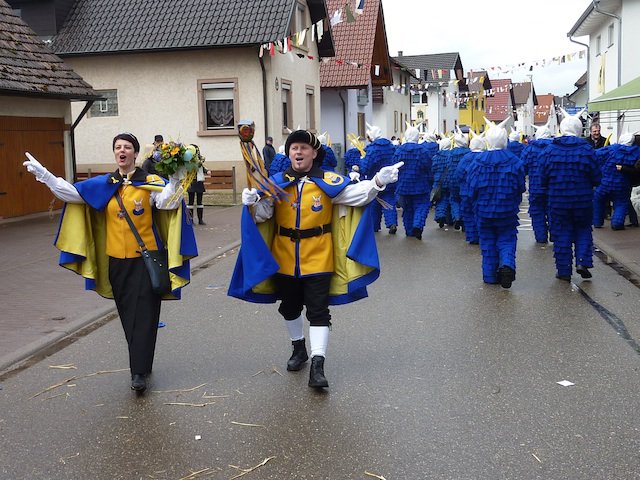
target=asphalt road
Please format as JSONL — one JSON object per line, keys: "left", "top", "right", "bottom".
{"left": 1, "top": 217, "right": 640, "bottom": 480}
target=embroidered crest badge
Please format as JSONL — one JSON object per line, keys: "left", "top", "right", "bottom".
{"left": 311, "top": 194, "right": 323, "bottom": 212}
{"left": 133, "top": 198, "right": 145, "bottom": 216}
{"left": 323, "top": 172, "right": 345, "bottom": 186}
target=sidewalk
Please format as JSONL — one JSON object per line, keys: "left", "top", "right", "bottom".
{"left": 1, "top": 206, "right": 638, "bottom": 375}
{"left": 0, "top": 205, "right": 243, "bottom": 374}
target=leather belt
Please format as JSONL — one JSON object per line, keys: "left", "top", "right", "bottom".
{"left": 278, "top": 224, "right": 332, "bottom": 241}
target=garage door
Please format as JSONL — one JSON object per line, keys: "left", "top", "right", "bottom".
{"left": 0, "top": 116, "right": 66, "bottom": 218}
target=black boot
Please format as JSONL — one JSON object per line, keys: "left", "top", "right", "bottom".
{"left": 287, "top": 339, "right": 309, "bottom": 371}
{"left": 197, "top": 207, "right": 206, "bottom": 225}
{"left": 131, "top": 373, "right": 147, "bottom": 393}
{"left": 498, "top": 266, "right": 515, "bottom": 289}
{"left": 388, "top": 225, "right": 397, "bottom": 235}
{"left": 308, "top": 356, "right": 329, "bottom": 388}
{"left": 412, "top": 227, "right": 423, "bottom": 240}
{"left": 576, "top": 265, "right": 592, "bottom": 278}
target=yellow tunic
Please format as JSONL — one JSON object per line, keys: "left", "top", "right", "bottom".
{"left": 272, "top": 180, "right": 334, "bottom": 276}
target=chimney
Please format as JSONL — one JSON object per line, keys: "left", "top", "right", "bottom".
{"left": 398, "top": 51, "right": 403, "bottom": 57}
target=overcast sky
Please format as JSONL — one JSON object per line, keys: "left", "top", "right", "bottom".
{"left": 380, "top": 0, "right": 591, "bottom": 97}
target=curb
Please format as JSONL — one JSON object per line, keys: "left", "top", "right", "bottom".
{"left": 0, "top": 239, "right": 241, "bottom": 376}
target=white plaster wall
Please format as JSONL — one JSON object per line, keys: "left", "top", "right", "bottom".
{"left": 319, "top": 89, "right": 346, "bottom": 150}
{"left": 588, "top": 14, "right": 620, "bottom": 99}
{"left": 621, "top": 0, "right": 640, "bottom": 83}
{"left": 65, "top": 49, "right": 267, "bottom": 170}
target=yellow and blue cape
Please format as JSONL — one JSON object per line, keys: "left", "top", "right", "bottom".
{"left": 53, "top": 170, "right": 198, "bottom": 300}
{"left": 228, "top": 170, "right": 380, "bottom": 305}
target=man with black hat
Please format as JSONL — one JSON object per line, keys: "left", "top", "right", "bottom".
{"left": 142, "top": 134, "right": 164, "bottom": 176}
{"left": 231, "top": 129, "right": 402, "bottom": 389}
{"left": 262, "top": 136, "right": 276, "bottom": 171}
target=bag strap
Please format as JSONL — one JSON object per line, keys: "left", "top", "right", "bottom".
{"left": 436, "top": 163, "right": 449, "bottom": 189}
{"left": 114, "top": 191, "right": 147, "bottom": 251}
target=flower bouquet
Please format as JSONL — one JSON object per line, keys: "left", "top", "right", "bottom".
{"left": 153, "top": 141, "right": 199, "bottom": 199}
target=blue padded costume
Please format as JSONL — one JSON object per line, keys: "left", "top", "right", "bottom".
{"left": 593, "top": 143, "right": 640, "bottom": 229}
{"left": 507, "top": 140, "right": 525, "bottom": 159}
{"left": 454, "top": 151, "right": 481, "bottom": 244}
{"left": 394, "top": 142, "right": 433, "bottom": 237}
{"left": 320, "top": 145, "right": 338, "bottom": 172}
{"left": 343, "top": 147, "right": 362, "bottom": 175}
{"left": 361, "top": 138, "right": 398, "bottom": 231}
{"left": 521, "top": 138, "right": 552, "bottom": 243}
{"left": 268, "top": 153, "right": 291, "bottom": 176}
{"left": 541, "top": 136, "right": 601, "bottom": 277}
{"left": 446, "top": 146, "right": 471, "bottom": 225}
{"left": 468, "top": 150, "right": 525, "bottom": 284}
{"left": 431, "top": 148, "right": 452, "bottom": 225}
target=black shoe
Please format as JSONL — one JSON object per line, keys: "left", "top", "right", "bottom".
{"left": 556, "top": 274, "right": 571, "bottom": 282}
{"left": 612, "top": 225, "right": 625, "bottom": 230}
{"left": 498, "top": 266, "right": 515, "bottom": 289}
{"left": 388, "top": 225, "right": 397, "bottom": 235}
{"left": 308, "top": 356, "right": 329, "bottom": 388}
{"left": 469, "top": 240, "right": 479, "bottom": 245}
{"left": 131, "top": 374, "right": 147, "bottom": 392}
{"left": 436, "top": 218, "right": 445, "bottom": 229}
{"left": 287, "top": 339, "right": 309, "bottom": 371}
{"left": 576, "top": 265, "right": 592, "bottom": 279}
{"left": 453, "top": 220, "right": 462, "bottom": 230}
{"left": 412, "top": 228, "right": 423, "bottom": 240}
{"left": 198, "top": 220, "right": 206, "bottom": 225}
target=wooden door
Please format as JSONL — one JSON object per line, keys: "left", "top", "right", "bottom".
{"left": 0, "top": 116, "right": 65, "bottom": 218}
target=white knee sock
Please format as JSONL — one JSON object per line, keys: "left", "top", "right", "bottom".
{"left": 309, "top": 326, "right": 329, "bottom": 358}
{"left": 284, "top": 315, "right": 304, "bottom": 341}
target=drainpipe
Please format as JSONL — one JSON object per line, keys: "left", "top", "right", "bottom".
{"left": 338, "top": 90, "right": 347, "bottom": 162}
{"left": 592, "top": 0, "right": 623, "bottom": 131}
{"left": 259, "top": 56, "right": 269, "bottom": 142}
{"left": 70, "top": 100, "right": 95, "bottom": 182}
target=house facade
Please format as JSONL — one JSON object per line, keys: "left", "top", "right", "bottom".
{"left": 459, "top": 71, "right": 492, "bottom": 134}
{"left": 1, "top": 0, "right": 99, "bottom": 218}
{"left": 534, "top": 94, "right": 559, "bottom": 134}
{"left": 371, "top": 58, "right": 416, "bottom": 140}
{"left": 485, "top": 78, "right": 516, "bottom": 131}
{"left": 512, "top": 81, "right": 537, "bottom": 137}
{"left": 568, "top": 0, "right": 640, "bottom": 137}
{"left": 25, "top": 0, "right": 334, "bottom": 180}
{"left": 320, "top": 0, "right": 393, "bottom": 166}
{"left": 393, "top": 52, "right": 466, "bottom": 135}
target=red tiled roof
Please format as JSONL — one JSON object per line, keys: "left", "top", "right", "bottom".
{"left": 534, "top": 94, "right": 555, "bottom": 125}
{"left": 320, "top": 0, "right": 382, "bottom": 88}
{"left": 485, "top": 78, "right": 513, "bottom": 122}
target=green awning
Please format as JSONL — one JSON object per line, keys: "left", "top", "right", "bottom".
{"left": 589, "top": 76, "right": 640, "bottom": 112}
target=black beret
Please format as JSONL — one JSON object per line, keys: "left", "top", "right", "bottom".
{"left": 112, "top": 132, "right": 140, "bottom": 153}
{"left": 285, "top": 130, "right": 325, "bottom": 164}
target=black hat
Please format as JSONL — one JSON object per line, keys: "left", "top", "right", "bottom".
{"left": 285, "top": 130, "right": 325, "bottom": 164}
{"left": 154, "top": 134, "right": 164, "bottom": 143}
{"left": 112, "top": 132, "right": 140, "bottom": 153}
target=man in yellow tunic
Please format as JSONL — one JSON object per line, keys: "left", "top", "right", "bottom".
{"left": 234, "top": 130, "right": 402, "bottom": 389}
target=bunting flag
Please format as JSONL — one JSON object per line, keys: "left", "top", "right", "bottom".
{"left": 345, "top": 2, "right": 355, "bottom": 23}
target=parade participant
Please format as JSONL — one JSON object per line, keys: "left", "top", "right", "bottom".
{"left": 587, "top": 123, "right": 606, "bottom": 149}
{"left": 23, "top": 133, "right": 197, "bottom": 393}
{"left": 187, "top": 145, "right": 211, "bottom": 225}
{"left": 593, "top": 131, "right": 640, "bottom": 230}
{"left": 344, "top": 135, "right": 364, "bottom": 176}
{"left": 268, "top": 145, "right": 290, "bottom": 176}
{"left": 419, "top": 129, "right": 439, "bottom": 159}
{"left": 468, "top": 121, "right": 525, "bottom": 288}
{"left": 229, "top": 129, "right": 402, "bottom": 389}
{"left": 521, "top": 123, "right": 553, "bottom": 243}
{"left": 361, "top": 123, "right": 399, "bottom": 234}
{"left": 541, "top": 109, "right": 601, "bottom": 280}
{"left": 455, "top": 131, "right": 486, "bottom": 244}
{"left": 507, "top": 128, "right": 525, "bottom": 158}
{"left": 447, "top": 128, "right": 471, "bottom": 230}
{"left": 394, "top": 124, "right": 433, "bottom": 239}
{"left": 316, "top": 133, "right": 338, "bottom": 172}
{"left": 141, "top": 134, "right": 164, "bottom": 176}
{"left": 431, "top": 136, "right": 453, "bottom": 228}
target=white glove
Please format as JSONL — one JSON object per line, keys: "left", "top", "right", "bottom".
{"left": 375, "top": 161, "right": 404, "bottom": 186}
{"left": 23, "top": 152, "right": 52, "bottom": 183}
{"left": 242, "top": 187, "right": 260, "bottom": 205}
{"left": 348, "top": 171, "right": 360, "bottom": 182}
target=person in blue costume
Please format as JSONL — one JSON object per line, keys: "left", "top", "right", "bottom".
{"left": 268, "top": 145, "right": 291, "bottom": 176}
{"left": 23, "top": 133, "right": 197, "bottom": 393}
{"left": 521, "top": 123, "right": 554, "bottom": 243}
{"left": 540, "top": 109, "right": 601, "bottom": 281}
{"left": 316, "top": 133, "right": 338, "bottom": 172}
{"left": 593, "top": 132, "right": 640, "bottom": 230}
{"left": 361, "top": 123, "right": 399, "bottom": 234}
{"left": 431, "top": 136, "right": 453, "bottom": 228}
{"left": 394, "top": 125, "right": 433, "bottom": 240}
{"left": 229, "top": 129, "right": 402, "bottom": 389}
{"left": 455, "top": 131, "right": 486, "bottom": 245}
{"left": 507, "top": 128, "right": 525, "bottom": 159}
{"left": 419, "top": 129, "right": 440, "bottom": 160}
{"left": 343, "top": 135, "right": 364, "bottom": 176}
{"left": 447, "top": 128, "right": 471, "bottom": 230}
{"left": 468, "top": 121, "right": 525, "bottom": 288}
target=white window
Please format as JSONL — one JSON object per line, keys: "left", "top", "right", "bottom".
{"left": 306, "top": 86, "right": 316, "bottom": 131}
{"left": 89, "top": 89, "right": 118, "bottom": 117}
{"left": 292, "top": 1, "right": 309, "bottom": 50}
{"left": 596, "top": 35, "right": 602, "bottom": 55}
{"left": 198, "top": 79, "right": 238, "bottom": 136}
{"left": 608, "top": 23, "right": 615, "bottom": 47}
{"left": 281, "top": 79, "right": 292, "bottom": 132}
